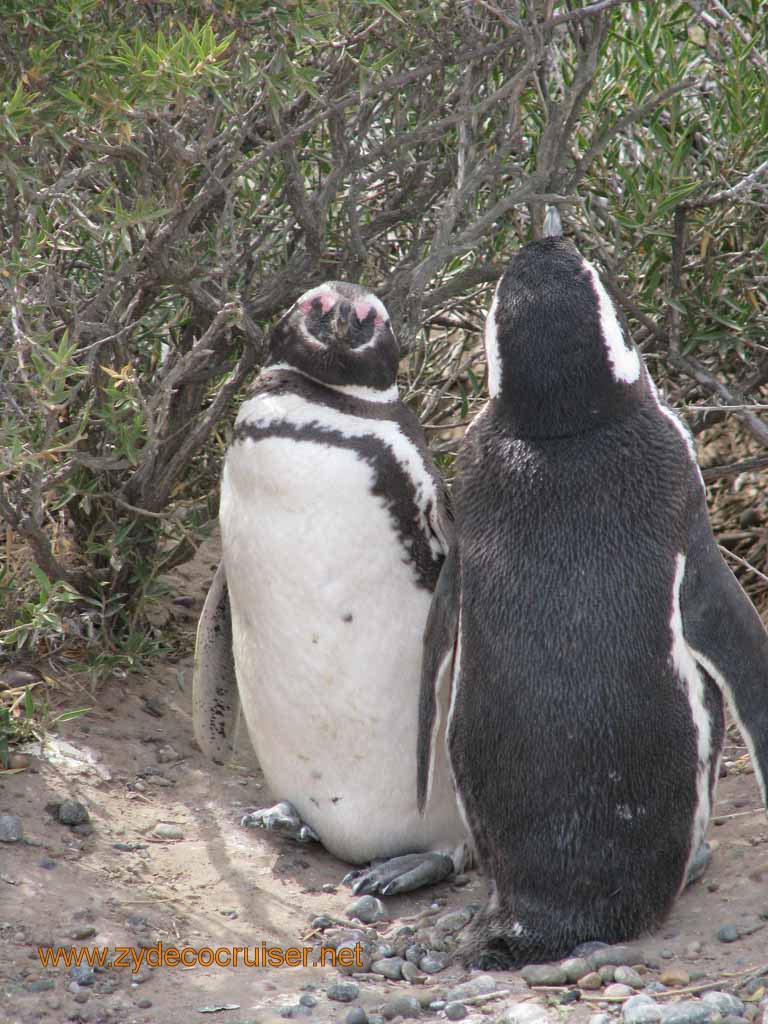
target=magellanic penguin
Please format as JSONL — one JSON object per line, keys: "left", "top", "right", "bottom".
{"left": 193, "top": 281, "right": 467, "bottom": 894}
{"left": 418, "top": 237, "right": 768, "bottom": 965}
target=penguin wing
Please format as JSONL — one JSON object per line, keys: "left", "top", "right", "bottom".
{"left": 192, "top": 562, "right": 240, "bottom": 763}
{"left": 681, "top": 495, "right": 768, "bottom": 809}
{"left": 417, "top": 544, "right": 460, "bottom": 813}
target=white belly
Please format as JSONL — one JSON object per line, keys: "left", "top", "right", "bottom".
{"left": 221, "top": 429, "right": 462, "bottom": 864}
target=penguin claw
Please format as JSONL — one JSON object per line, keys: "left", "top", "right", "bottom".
{"left": 346, "top": 852, "right": 454, "bottom": 896}
{"left": 240, "top": 801, "right": 319, "bottom": 844}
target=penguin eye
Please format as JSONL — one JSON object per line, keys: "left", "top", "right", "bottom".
{"left": 348, "top": 307, "right": 377, "bottom": 348}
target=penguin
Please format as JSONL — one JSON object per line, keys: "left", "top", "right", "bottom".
{"left": 417, "top": 237, "right": 768, "bottom": 966}
{"left": 193, "top": 281, "right": 467, "bottom": 894}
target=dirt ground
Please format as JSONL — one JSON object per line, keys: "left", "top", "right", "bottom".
{"left": 1, "top": 537, "right": 767, "bottom": 1024}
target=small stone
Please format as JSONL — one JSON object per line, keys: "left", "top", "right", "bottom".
{"left": 0, "top": 814, "right": 23, "bottom": 843}
{"left": 660, "top": 1000, "right": 713, "bottom": 1024}
{"left": 559, "top": 990, "right": 582, "bottom": 1005}
{"left": 405, "top": 943, "right": 427, "bottom": 965}
{"left": 685, "top": 942, "right": 703, "bottom": 957}
{"left": 573, "top": 941, "right": 610, "bottom": 956}
{"left": 604, "top": 984, "right": 634, "bottom": 998}
{"left": 446, "top": 974, "right": 497, "bottom": 1001}
{"left": 38, "top": 857, "right": 57, "bottom": 869}
{"left": 133, "top": 968, "right": 152, "bottom": 984}
{"left": 70, "top": 926, "right": 98, "bottom": 941}
{"left": 372, "top": 957, "right": 405, "bottom": 981}
{"left": 561, "top": 957, "right": 592, "bottom": 982}
{"left": 153, "top": 823, "right": 184, "bottom": 840}
{"left": 312, "top": 915, "right": 334, "bottom": 930}
{"left": 28, "top": 980, "right": 56, "bottom": 993}
{"left": 1, "top": 669, "right": 40, "bottom": 687}
{"left": 445, "top": 1003, "right": 468, "bottom": 1022}
{"left": 299, "top": 994, "right": 317, "bottom": 1008}
{"left": 419, "top": 950, "right": 451, "bottom": 974}
{"left": 623, "top": 995, "right": 662, "bottom": 1024}
{"left": 701, "top": 992, "right": 745, "bottom": 1017}
{"left": 69, "top": 965, "right": 96, "bottom": 986}
{"left": 717, "top": 925, "right": 740, "bottom": 943}
{"left": 591, "top": 1014, "right": 612, "bottom": 1024}
{"left": 381, "top": 995, "right": 421, "bottom": 1020}
{"left": 322, "top": 884, "right": 337, "bottom": 894}
{"left": 522, "top": 964, "right": 568, "bottom": 987}
{"left": 135, "top": 999, "right": 152, "bottom": 1009}
{"left": 579, "top": 973, "right": 603, "bottom": 991}
{"left": 346, "top": 1010, "right": 368, "bottom": 1024}
{"left": 156, "top": 744, "right": 179, "bottom": 764}
{"left": 73, "top": 990, "right": 90, "bottom": 1004}
{"left": 336, "top": 940, "right": 373, "bottom": 974}
{"left": 660, "top": 969, "right": 690, "bottom": 988}
{"left": 58, "top": 800, "right": 90, "bottom": 826}
{"left": 144, "top": 775, "right": 172, "bottom": 787}
{"left": 615, "top": 967, "right": 646, "bottom": 989}
{"left": 327, "top": 981, "right": 360, "bottom": 1003}
{"left": 499, "top": 1003, "right": 553, "bottom": 1024}
{"left": 373, "top": 941, "right": 395, "bottom": 959}
{"left": 452, "top": 873, "right": 470, "bottom": 886}
{"left": 646, "top": 983, "right": 669, "bottom": 994}
{"left": 591, "top": 946, "right": 646, "bottom": 969}
{"left": 346, "top": 895, "right": 388, "bottom": 924}
{"left": 400, "top": 962, "right": 427, "bottom": 984}
{"left": 436, "top": 907, "right": 475, "bottom": 933}
{"left": 599, "top": 966, "right": 616, "bottom": 984}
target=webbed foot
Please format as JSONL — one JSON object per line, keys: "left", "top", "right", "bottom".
{"left": 241, "top": 801, "right": 319, "bottom": 844}
{"left": 343, "top": 851, "right": 454, "bottom": 896}
{"left": 685, "top": 840, "right": 712, "bottom": 886}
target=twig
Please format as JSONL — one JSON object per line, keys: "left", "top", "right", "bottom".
{"left": 719, "top": 547, "right": 768, "bottom": 585}
{"left": 701, "top": 456, "right": 768, "bottom": 482}
{"left": 682, "top": 158, "right": 768, "bottom": 211}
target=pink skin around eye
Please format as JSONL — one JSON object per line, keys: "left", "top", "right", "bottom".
{"left": 299, "top": 291, "right": 336, "bottom": 316}
{"left": 354, "top": 300, "right": 382, "bottom": 325}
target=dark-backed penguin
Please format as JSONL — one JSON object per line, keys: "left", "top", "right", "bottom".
{"left": 417, "top": 237, "right": 768, "bottom": 965}
{"left": 194, "top": 281, "right": 467, "bottom": 894}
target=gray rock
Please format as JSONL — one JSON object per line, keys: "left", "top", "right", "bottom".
{"left": 446, "top": 974, "right": 497, "bottom": 1001}
{"left": 436, "top": 907, "right": 476, "bottom": 933}
{"left": 419, "top": 950, "right": 451, "bottom": 974}
{"left": 660, "top": 1001, "right": 714, "bottom": 1024}
{"left": 337, "top": 939, "right": 373, "bottom": 974}
{"left": 70, "top": 926, "right": 98, "bottom": 940}
{"left": 405, "top": 943, "right": 427, "bottom": 965}
{"left": 58, "top": 800, "right": 90, "bottom": 826}
{"left": 312, "top": 915, "right": 334, "bottom": 930}
{"left": 400, "top": 962, "right": 427, "bottom": 984}
{"left": 573, "top": 941, "right": 610, "bottom": 956}
{"left": 591, "top": 946, "right": 646, "bottom": 969}
{"left": 328, "top": 981, "right": 360, "bottom": 1003}
{"left": 373, "top": 941, "right": 395, "bottom": 959}
{"left": 346, "top": 895, "right": 388, "bottom": 924}
{"left": 578, "top": 972, "right": 603, "bottom": 991}
{"left": 604, "top": 984, "right": 635, "bottom": 998}
{"left": 646, "top": 983, "right": 669, "bottom": 994}
{"left": 346, "top": 1010, "right": 368, "bottom": 1024}
{"left": 69, "top": 965, "right": 96, "bottom": 986}
{"left": 156, "top": 744, "right": 179, "bottom": 763}
{"left": 153, "top": 823, "right": 184, "bottom": 840}
{"left": 599, "top": 966, "right": 616, "bottom": 983}
{"left": 591, "top": 1015, "right": 612, "bottom": 1024}
{"left": 623, "top": 996, "right": 662, "bottom": 1024}
{"left": 701, "top": 992, "right": 745, "bottom": 1017}
{"left": 38, "top": 856, "right": 57, "bottom": 869}
{"left": 561, "top": 957, "right": 592, "bottom": 982}
{"left": 372, "top": 957, "right": 405, "bottom": 981}
{"left": 522, "top": 964, "right": 568, "bottom": 987}
{"left": 1, "top": 669, "right": 40, "bottom": 687}
{"left": 136, "top": 1000, "right": 153, "bottom": 1010}
{"left": 0, "top": 813, "right": 23, "bottom": 843}
{"left": 445, "top": 1003, "right": 468, "bottom": 1022}
{"left": 28, "top": 980, "right": 56, "bottom": 993}
{"left": 615, "top": 966, "right": 646, "bottom": 989}
{"left": 499, "top": 1003, "right": 554, "bottom": 1024}
{"left": 382, "top": 995, "right": 421, "bottom": 1020}
{"left": 717, "top": 925, "right": 740, "bottom": 943}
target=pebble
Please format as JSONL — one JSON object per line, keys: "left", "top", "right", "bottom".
{"left": 660, "top": 1001, "right": 714, "bottom": 1024}
{"left": 346, "top": 895, "right": 388, "bottom": 924}
{"left": 685, "top": 942, "right": 703, "bottom": 957}
{"left": 717, "top": 925, "right": 740, "bottom": 943}
{"left": 1, "top": 669, "right": 40, "bottom": 687}
{"left": 155, "top": 744, "right": 179, "bottom": 763}
{"left": 446, "top": 975, "right": 497, "bottom": 1001}
{"left": 591, "top": 946, "right": 646, "bottom": 969}
{"left": 599, "top": 966, "right": 616, "bottom": 984}
{"left": 660, "top": 969, "right": 690, "bottom": 987}
{"left": 401, "top": 962, "right": 427, "bottom": 984}
{"left": 701, "top": 992, "right": 745, "bottom": 1016}
{"left": 38, "top": 857, "right": 57, "bottom": 869}
{"left": 312, "top": 915, "right": 334, "bottom": 930}
{"left": 499, "top": 1003, "right": 553, "bottom": 1024}
{"left": 372, "top": 957, "right": 405, "bottom": 981}
{"left": 521, "top": 964, "right": 568, "bottom": 986}
{"left": 337, "top": 940, "right": 373, "bottom": 974}
{"left": 578, "top": 973, "right": 603, "bottom": 991}
{"left": 623, "top": 995, "right": 662, "bottom": 1024}
{"left": 573, "top": 941, "right": 610, "bottom": 956}
{"left": 69, "top": 965, "right": 96, "bottom": 986}
{"left": 405, "top": 943, "right": 427, "bottom": 965}
{"left": 70, "top": 926, "right": 98, "bottom": 940}
{"left": 153, "top": 823, "right": 184, "bottom": 840}
{"left": 346, "top": 1010, "right": 368, "bottom": 1024}
{"left": 646, "top": 982, "right": 669, "bottom": 994}
{"left": 135, "top": 999, "right": 152, "bottom": 1010}
{"left": 419, "top": 950, "right": 451, "bottom": 974}
{"left": 604, "top": 984, "right": 635, "bottom": 998}
{"left": 436, "top": 907, "right": 475, "bottom": 933}
{"left": 561, "top": 957, "right": 592, "bottom": 982}
{"left": 615, "top": 966, "right": 646, "bottom": 989}
{"left": 591, "top": 1015, "right": 612, "bottom": 1024}
{"left": 559, "top": 990, "right": 582, "bottom": 1005}
{"left": 328, "top": 982, "right": 360, "bottom": 1003}
{"left": 374, "top": 942, "right": 395, "bottom": 959}
{"left": 445, "top": 1003, "right": 468, "bottom": 1021}
{"left": 299, "top": 994, "right": 318, "bottom": 1008}
{"left": 28, "top": 980, "right": 56, "bottom": 993}
{"left": 0, "top": 814, "right": 23, "bottom": 843}
{"left": 58, "top": 800, "right": 90, "bottom": 826}
{"left": 382, "top": 995, "right": 421, "bottom": 1020}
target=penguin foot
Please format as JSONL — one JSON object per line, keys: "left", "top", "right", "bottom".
{"left": 343, "top": 852, "right": 454, "bottom": 896}
{"left": 685, "top": 840, "right": 712, "bottom": 887}
{"left": 240, "top": 801, "right": 319, "bottom": 844}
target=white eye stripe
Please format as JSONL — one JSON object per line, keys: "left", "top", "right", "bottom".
{"left": 581, "top": 260, "right": 641, "bottom": 384}
{"left": 484, "top": 282, "right": 502, "bottom": 399}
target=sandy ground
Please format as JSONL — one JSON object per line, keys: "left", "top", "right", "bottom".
{"left": 1, "top": 538, "right": 767, "bottom": 1024}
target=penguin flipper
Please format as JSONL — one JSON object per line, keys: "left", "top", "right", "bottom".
{"left": 681, "top": 497, "right": 768, "bottom": 808}
{"left": 417, "top": 545, "right": 460, "bottom": 813}
{"left": 192, "top": 562, "right": 240, "bottom": 763}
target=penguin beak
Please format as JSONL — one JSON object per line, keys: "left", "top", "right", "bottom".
{"left": 334, "top": 301, "right": 352, "bottom": 343}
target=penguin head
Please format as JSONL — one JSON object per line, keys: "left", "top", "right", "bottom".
{"left": 267, "top": 282, "right": 399, "bottom": 393}
{"left": 485, "top": 238, "right": 648, "bottom": 437}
